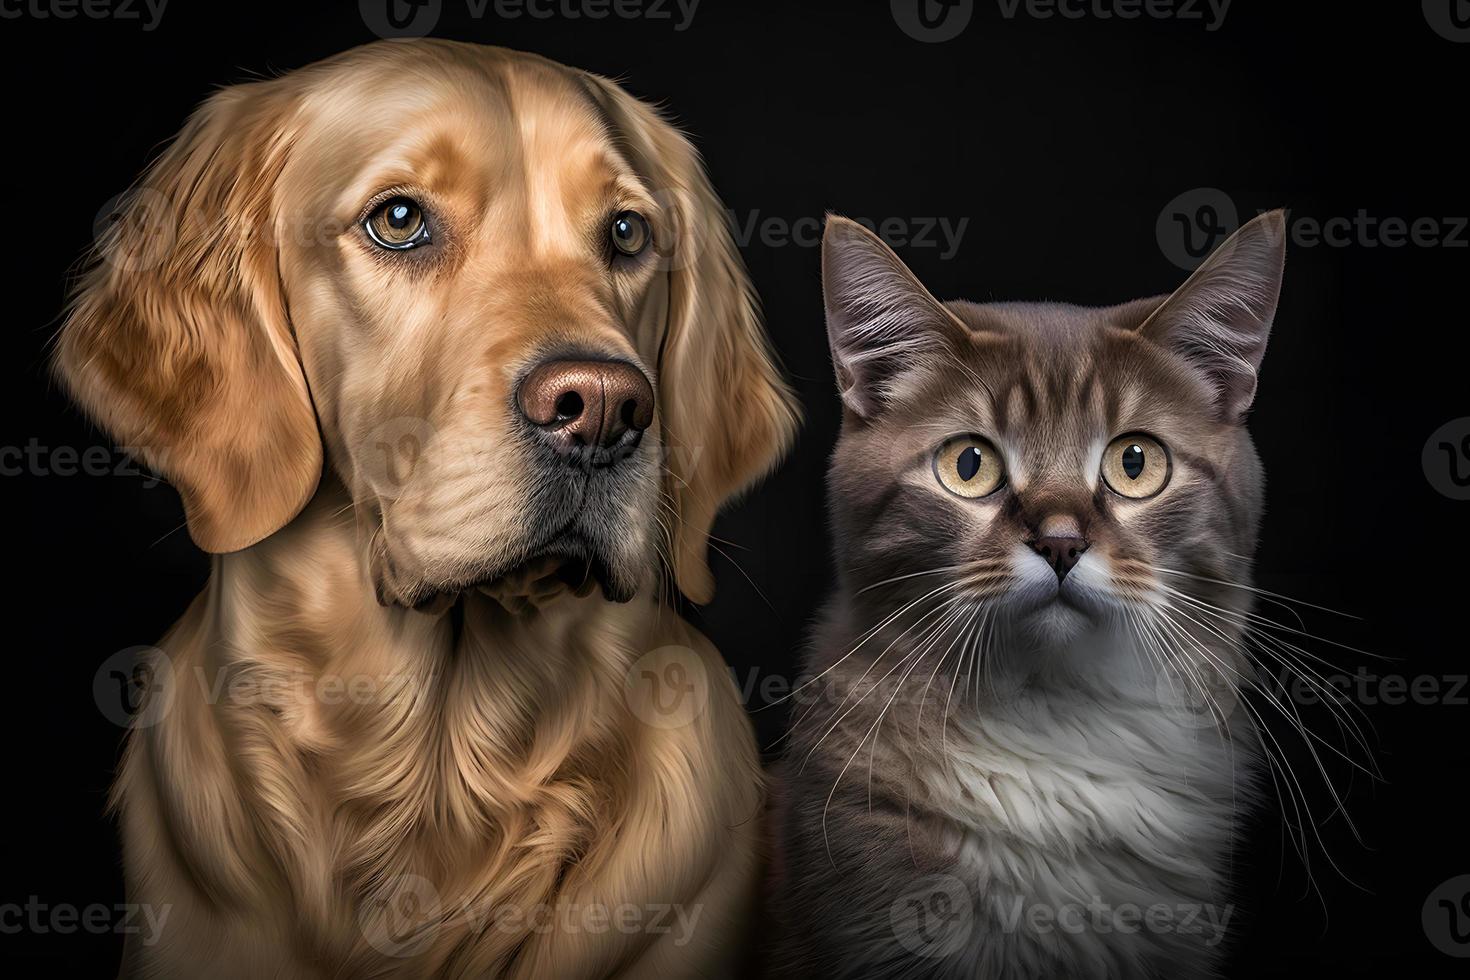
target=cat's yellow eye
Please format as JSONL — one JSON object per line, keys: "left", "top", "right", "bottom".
{"left": 1101, "top": 433, "right": 1170, "bottom": 499}
{"left": 934, "top": 435, "right": 1005, "bottom": 498}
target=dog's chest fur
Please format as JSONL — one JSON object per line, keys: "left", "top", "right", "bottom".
{"left": 116, "top": 519, "right": 759, "bottom": 979}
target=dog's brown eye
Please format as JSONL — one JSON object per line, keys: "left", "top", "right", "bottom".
{"left": 364, "top": 197, "right": 430, "bottom": 250}
{"left": 610, "top": 211, "right": 650, "bottom": 257}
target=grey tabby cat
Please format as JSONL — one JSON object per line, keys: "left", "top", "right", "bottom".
{"left": 768, "top": 211, "right": 1287, "bottom": 979}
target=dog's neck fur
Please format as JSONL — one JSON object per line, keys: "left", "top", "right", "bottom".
{"left": 125, "top": 478, "right": 709, "bottom": 972}
{"left": 204, "top": 476, "right": 644, "bottom": 793}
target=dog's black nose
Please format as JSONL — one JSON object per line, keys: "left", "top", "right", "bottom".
{"left": 1030, "top": 535, "right": 1089, "bottom": 581}
{"left": 517, "top": 359, "right": 654, "bottom": 453}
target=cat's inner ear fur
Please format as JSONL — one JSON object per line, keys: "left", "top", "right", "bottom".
{"left": 821, "top": 214, "right": 971, "bottom": 419}
{"left": 1137, "top": 209, "right": 1287, "bottom": 422}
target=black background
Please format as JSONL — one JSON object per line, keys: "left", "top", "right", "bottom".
{"left": 3, "top": 0, "right": 1467, "bottom": 975}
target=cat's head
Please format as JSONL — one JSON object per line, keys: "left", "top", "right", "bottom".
{"left": 821, "top": 211, "right": 1285, "bottom": 679}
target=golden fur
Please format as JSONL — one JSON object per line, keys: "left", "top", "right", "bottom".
{"left": 56, "top": 40, "right": 797, "bottom": 978}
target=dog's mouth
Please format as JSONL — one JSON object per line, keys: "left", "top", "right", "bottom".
{"left": 482, "top": 550, "right": 617, "bottom": 600}
{"left": 401, "top": 538, "right": 630, "bottom": 615}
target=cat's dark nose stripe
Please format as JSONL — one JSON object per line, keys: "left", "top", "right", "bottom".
{"left": 1031, "top": 535, "right": 1089, "bottom": 580}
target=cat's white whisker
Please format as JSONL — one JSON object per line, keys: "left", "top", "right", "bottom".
{"left": 855, "top": 564, "right": 970, "bottom": 595}
{"left": 763, "top": 579, "right": 967, "bottom": 718}
{"left": 1153, "top": 565, "right": 1362, "bottom": 622}
{"left": 1156, "top": 583, "right": 1382, "bottom": 766}
{"left": 813, "top": 601, "right": 967, "bottom": 863}
{"left": 1152, "top": 601, "right": 1372, "bottom": 892}
{"left": 1146, "top": 606, "right": 1319, "bottom": 874}
{"left": 795, "top": 593, "right": 964, "bottom": 772}
{"left": 867, "top": 602, "right": 976, "bottom": 807}
{"left": 1160, "top": 585, "right": 1381, "bottom": 768}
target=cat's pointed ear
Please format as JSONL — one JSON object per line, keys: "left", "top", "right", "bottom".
{"left": 1138, "top": 209, "right": 1287, "bottom": 422}
{"left": 822, "top": 215, "right": 970, "bottom": 419}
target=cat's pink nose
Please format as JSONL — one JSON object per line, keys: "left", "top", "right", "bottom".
{"left": 1031, "top": 535, "right": 1088, "bottom": 581}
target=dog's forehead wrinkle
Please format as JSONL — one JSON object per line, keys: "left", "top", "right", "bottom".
{"left": 496, "top": 67, "right": 623, "bottom": 260}
{"left": 297, "top": 50, "right": 620, "bottom": 254}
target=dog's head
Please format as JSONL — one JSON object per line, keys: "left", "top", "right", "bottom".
{"left": 56, "top": 40, "right": 797, "bottom": 608}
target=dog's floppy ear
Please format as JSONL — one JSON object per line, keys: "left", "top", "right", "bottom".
{"left": 581, "top": 74, "right": 800, "bottom": 604}
{"left": 54, "top": 80, "right": 321, "bottom": 553}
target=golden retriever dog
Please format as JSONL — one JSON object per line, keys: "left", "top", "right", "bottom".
{"left": 57, "top": 40, "right": 797, "bottom": 979}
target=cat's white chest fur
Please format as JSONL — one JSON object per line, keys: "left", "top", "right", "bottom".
{"left": 912, "top": 677, "right": 1257, "bottom": 980}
